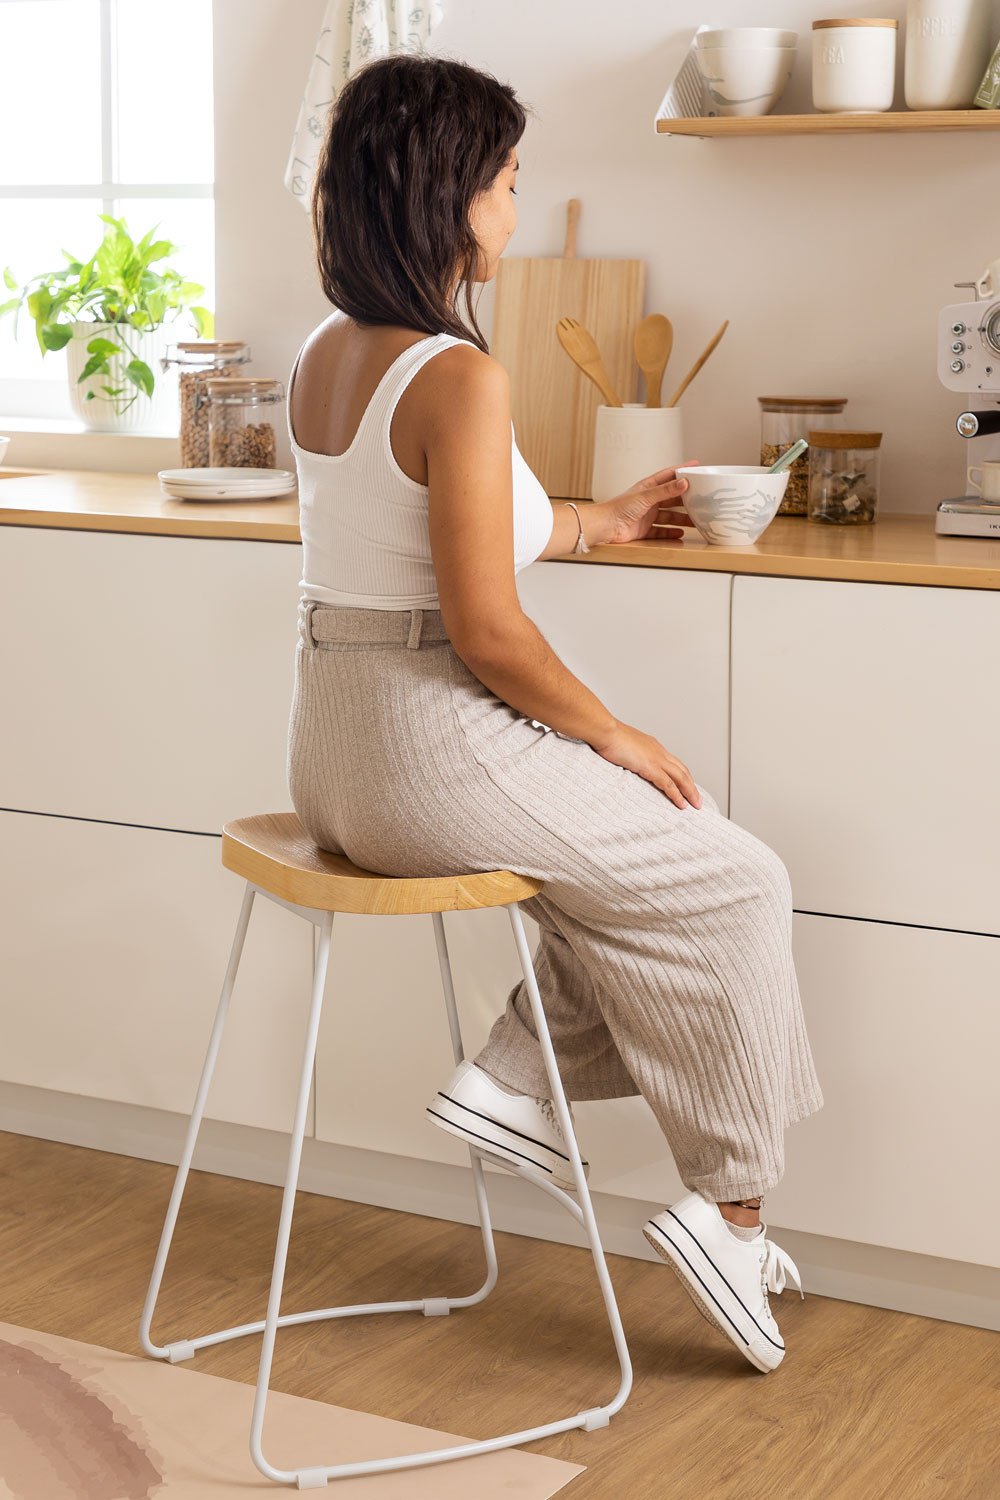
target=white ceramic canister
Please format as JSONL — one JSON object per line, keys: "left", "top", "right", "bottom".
{"left": 590, "top": 403, "right": 685, "bottom": 503}
{"left": 812, "top": 18, "right": 898, "bottom": 112}
{"left": 904, "top": 0, "right": 994, "bottom": 109}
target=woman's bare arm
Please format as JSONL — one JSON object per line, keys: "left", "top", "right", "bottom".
{"left": 420, "top": 346, "right": 701, "bottom": 809}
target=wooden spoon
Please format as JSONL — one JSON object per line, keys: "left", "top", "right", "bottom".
{"left": 634, "top": 313, "right": 673, "bottom": 408}
{"left": 555, "top": 316, "right": 624, "bottom": 407}
{"left": 666, "top": 319, "right": 730, "bottom": 408}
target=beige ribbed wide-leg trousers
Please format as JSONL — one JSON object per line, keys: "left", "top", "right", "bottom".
{"left": 287, "top": 600, "right": 825, "bottom": 1203}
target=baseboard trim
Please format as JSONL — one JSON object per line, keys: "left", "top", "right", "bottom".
{"left": 2, "top": 1081, "right": 998, "bottom": 1332}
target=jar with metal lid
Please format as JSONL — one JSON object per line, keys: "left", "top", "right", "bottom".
{"left": 759, "top": 396, "right": 848, "bottom": 514}
{"left": 161, "top": 341, "right": 251, "bottom": 468}
{"left": 205, "top": 377, "right": 283, "bottom": 468}
{"left": 807, "top": 429, "right": 882, "bottom": 523}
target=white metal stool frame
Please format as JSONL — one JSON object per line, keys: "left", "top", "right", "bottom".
{"left": 139, "top": 878, "right": 633, "bottom": 1490}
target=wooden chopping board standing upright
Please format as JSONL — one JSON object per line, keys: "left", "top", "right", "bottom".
{"left": 491, "top": 199, "right": 645, "bottom": 500}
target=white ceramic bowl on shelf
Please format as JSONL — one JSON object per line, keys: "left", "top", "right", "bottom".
{"left": 695, "top": 45, "right": 796, "bottom": 116}
{"left": 696, "top": 27, "right": 798, "bottom": 50}
{"left": 676, "top": 465, "right": 789, "bottom": 546}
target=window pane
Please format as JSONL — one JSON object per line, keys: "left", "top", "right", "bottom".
{"left": 0, "top": 2, "right": 102, "bottom": 185}
{"left": 117, "top": 198, "right": 215, "bottom": 326}
{"left": 114, "top": 0, "right": 214, "bottom": 184}
{"left": 0, "top": 199, "right": 104, "bottom": 391}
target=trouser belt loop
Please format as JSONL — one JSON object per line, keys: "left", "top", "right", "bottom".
{"left": 406, "top": 608, "right": 423, "bottom": 649}
{"left": 299, "top": 598, "right": 320, "bottom": 647}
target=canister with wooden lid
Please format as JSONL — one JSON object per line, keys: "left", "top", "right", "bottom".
{"left": 161, "top": 340, "right": 251, "bottom": 467}
{"left": 812, "top": 18, "right": 898, "bottom": 112}
{"left": 759, "top": 396, "right": 848, "bottom": 515}
{"left": 807, "top": 429, "right": 883, "bottom": 523}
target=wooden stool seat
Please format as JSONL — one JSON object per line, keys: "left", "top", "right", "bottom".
{"left": 221, "top": 812, "right": 543, "bottom": 915}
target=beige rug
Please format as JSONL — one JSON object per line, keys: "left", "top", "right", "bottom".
{"left": 0, "top": 1321, "right": 584, "bottom": 1498}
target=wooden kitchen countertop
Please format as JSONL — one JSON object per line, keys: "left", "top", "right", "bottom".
{"left": 1, "top": 466, "right": 998, "bottom": 590}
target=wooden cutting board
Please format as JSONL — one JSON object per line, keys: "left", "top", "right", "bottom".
{"left": 491, "top": 199, "right": 645, "bottom": 500}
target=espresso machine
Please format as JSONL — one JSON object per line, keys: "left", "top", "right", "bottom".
{"left": 936, "top": 255, "right": 1000, "bottom": 537}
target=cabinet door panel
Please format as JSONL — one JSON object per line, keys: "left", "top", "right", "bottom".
{"left": 769, "top": 912, "right": 1000, "bottom": 1267}
{"left": 0, "top": 810, "right": 314, "bottom": 1133}
{"left": 517, "top": 561, "right": 731, "bottom": 813}
{"left": 0, "top": 527, "right": 302, "bottom": 832}
{"left": 731, "top": 575, "right": 1000, "bottom": 932}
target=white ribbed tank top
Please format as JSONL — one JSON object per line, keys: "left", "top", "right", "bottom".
{"left": 289, "top": 321, "right": 554, "bottom": 610}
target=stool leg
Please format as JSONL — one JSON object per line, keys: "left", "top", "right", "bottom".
{"left": 430, "top": 910, "right": 499, "bottom": 1306}
{"left": 505, "top": 901, "right": 634, "bottom": 1423}
{"left": 139, "top": 881, "right": 256, "bottom": 1360}
{"left": 249, "top": 907, "right": 335, "bottom": 1486}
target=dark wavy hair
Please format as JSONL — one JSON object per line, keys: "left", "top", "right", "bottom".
{"left": 310, "top": 54, "right": 530, "bottom": 353}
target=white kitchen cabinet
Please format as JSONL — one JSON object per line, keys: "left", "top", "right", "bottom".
{"left": 767, "top": 910, "right": 1000, "bottom": 1269}
{"left": 731, "top": 574, "right": 1000, "bottom": 934}
{"left": 0, "top": 526, "right": 303, "bottom": 834}
{"left": 313, "top": 558, "right": 730, "bottom": 1206}
{"left": 517, "top": 559, "right": 732, "bottom": 814}
{"left": 0, "top": 809, "right": 314, "bottom": 1133}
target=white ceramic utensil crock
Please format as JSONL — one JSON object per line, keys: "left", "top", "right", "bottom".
{"left": 591, "top": 404, "right": 686, "bottom": 502}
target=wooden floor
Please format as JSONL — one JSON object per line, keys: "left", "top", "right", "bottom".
{"left": 2, "top": 1133, "right": 998, "bottom": 1499}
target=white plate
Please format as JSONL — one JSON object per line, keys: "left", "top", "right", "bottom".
{"left": 160, "top": 480, "right": 297, "bottom": 501}
{"left": 158, "top": 466, "right": 295, "bottom": 486}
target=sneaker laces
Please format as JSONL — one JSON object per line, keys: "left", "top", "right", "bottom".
{"left": 535, "top": 1096, "right": 574, "bottom": 1136}
{"left": 759, "top": 1236, "right": 805, "bottom": 1304}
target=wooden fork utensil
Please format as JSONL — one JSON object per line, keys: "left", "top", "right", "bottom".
{"left": 555, "top": 316, "right": 624, "bottom": 407}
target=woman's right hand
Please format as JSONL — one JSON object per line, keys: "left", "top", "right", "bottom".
{"left": 591, "top": 720, "right": 702, "bottom": 810}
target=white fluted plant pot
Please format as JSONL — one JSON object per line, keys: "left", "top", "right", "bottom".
{"left": 66, "top": 321, "right": 179, "bottom": 434}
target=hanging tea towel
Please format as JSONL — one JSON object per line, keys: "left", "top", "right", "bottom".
{"left": 285, "top": 0, "right": 445, "bottom": 209}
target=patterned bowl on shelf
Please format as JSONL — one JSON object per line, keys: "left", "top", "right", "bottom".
{"left": 676, "top": 465, "right": 789, "bottom": 546}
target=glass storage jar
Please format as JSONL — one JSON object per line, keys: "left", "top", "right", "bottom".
{"left": 205, "top": 377, "right": 284, "bottom": 468}
{"left": 807, "top": 429, "right": 882, "bottom": 523}
{"left": 161, "top": 341, "right": 251, "bottom": 468}
{"left": 759, "top": 396, "right": 847, "bottom": 515}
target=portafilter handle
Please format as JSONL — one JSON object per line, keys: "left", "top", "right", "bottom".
{"left": 957, "top": 409, "right": 1000, "bottom": 439}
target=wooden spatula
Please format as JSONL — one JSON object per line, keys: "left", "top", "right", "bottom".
{"left": 666, "top": 319, "right": 730, "bottom": 407}
{"left": 556, "top": 317, "right": 624, "bottom": 407}
{"left": 634, "top": 313, "right": 673, "bottom": 407}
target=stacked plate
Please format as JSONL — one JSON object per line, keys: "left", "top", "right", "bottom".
{"left": 158, "top": 467, "right": 297, "bottom": 501}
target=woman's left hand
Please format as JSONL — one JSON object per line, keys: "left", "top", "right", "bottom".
{"left": 599, "top": 461, "right": 701, "bottom": 544}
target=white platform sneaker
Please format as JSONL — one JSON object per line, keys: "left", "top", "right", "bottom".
{"left": 643, "top": 1190, "right": 804, "bottom": 1373}
{"left": 425, "top": 1060, "right": 589, "bottom": 1192}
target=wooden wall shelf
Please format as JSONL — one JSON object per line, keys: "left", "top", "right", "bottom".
{"left": 656, "top": 109, "right": 1000, "bottom": 137}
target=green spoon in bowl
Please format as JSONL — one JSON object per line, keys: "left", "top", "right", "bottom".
{"left": 768, "top": 437, "right": 808, "bottom": 473}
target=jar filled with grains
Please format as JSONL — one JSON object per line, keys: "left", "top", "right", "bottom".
{"left": 162, "top": 341, "right": 251, "bottom": 468}
{"left": 758, "top": 396, "right": 848, "bottom": 515}
{"left": 807, "top": 429, "right": 882, "bottom": 524}
{"left": 205, "top": 377, "right": 284, "bottom": 468}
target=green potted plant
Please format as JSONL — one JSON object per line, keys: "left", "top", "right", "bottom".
{"left": 0, "top": 213, "right": 214, "bottom": 433}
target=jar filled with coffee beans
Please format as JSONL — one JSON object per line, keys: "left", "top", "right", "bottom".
{"left": 162, "top": 341, "right": 251, "bottom": 468}
{"left": 205, "top": 377, "right": 284, "bottom": 468}
{"left": 758, "top": 396, "right": 848, "bottom": 515}
{"left": 807, "top": 429, "right": 882, "bottom": 524}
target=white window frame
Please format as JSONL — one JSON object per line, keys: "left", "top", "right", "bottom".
{"left": 0, "top": 0, "right": 213, "bottom": 421}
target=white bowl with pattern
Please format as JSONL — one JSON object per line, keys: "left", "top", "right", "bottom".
{"left": 676, "top": 465, "right": 789, "bottom": 546}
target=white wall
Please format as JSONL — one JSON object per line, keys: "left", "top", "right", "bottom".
{"left": 213, "top": 0, "right": 1000, "bottom": 510}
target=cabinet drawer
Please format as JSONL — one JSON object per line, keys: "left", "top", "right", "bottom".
{"left": 731, "top": 575, "right": 1000, "bottom": 932}
{"left": 518, "top": 561, "right": 732, "bottom": 813}
{"left": 0, "top": 810, "right": 313, "bottom": 1132}
{"left": 769, "top": 911, "right": 1000, "bottom": 1267}
{"left": 0, "top": 527, "right": 302, "bottom": 832}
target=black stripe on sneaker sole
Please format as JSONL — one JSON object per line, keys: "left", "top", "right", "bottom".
{"left": 426, "top": 1106, "right": 556, "bottom": 1177}
{"left": 434, "top": 1091, "right": 589, "bottom": 1169}
{"left": 662, "top": 1210, "right": 785, "bottom": 1353}
{"left": 644, "top": 1219, "right": 751, "bottom": 1348}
